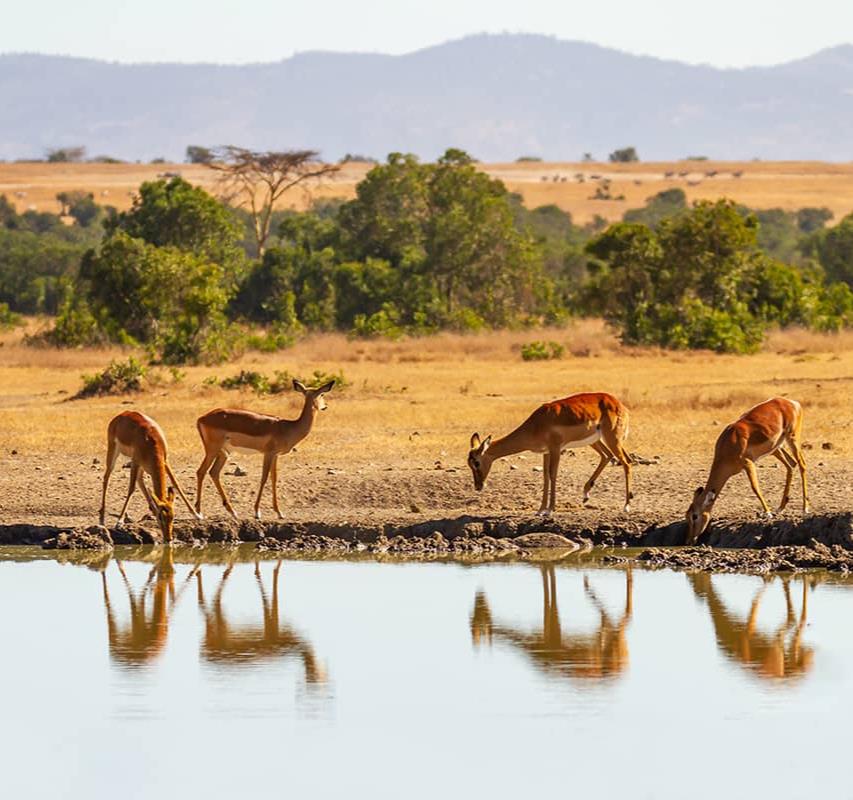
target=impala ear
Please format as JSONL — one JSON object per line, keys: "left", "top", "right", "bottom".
{"left": 702, "top": 490, "right": 716, "bottom": 509}
{"left": 695, "top": 486, "right": 704, "bottom": 495}
{"left": 292, "top": 379, "right": 307, "bottom": 394}
{"left": 318, "top": 380, "right": 335, "bottom": 394}
{"left": 481, "top": 435, "right": 492, "bottom": 452}
{"left": 470, "top": 433, "right": 481, "bottom": 450}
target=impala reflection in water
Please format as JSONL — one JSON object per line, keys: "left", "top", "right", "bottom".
{"left": 470, "top": 565, "right": 633, "bottom": 682}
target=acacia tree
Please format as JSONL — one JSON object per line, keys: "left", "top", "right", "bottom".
{"left": 207, "top": 147, "right": 339, "bottom": 256}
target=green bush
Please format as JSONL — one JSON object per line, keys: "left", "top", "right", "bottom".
{"left": 76, "top": 357, "right": 148, "bottom": 399}
{"left": 0, "top": 302, "right": 22, "bottom": 330}
{"left": 521, "top": 340, "right": 565, "bottom": 361}
{"left": 218, "top": 367, "right": 347, "bottom": 396}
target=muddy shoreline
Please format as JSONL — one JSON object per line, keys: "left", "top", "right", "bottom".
{"left": 2, "top": 511, "right": 852, "bottom": 574}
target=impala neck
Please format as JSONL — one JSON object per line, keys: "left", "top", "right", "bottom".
{"left": 485, "top": 426, "right": 532, "bottom": 463}
{"left": 295, "top": 395, "right": 317, "bottom": 437}
{"left": 151, "top": 462, "right": 168, "bottom": 504}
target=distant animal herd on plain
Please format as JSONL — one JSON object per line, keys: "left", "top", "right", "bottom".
{"left": 98, "top": 377, "right": 809, "bottom": 545}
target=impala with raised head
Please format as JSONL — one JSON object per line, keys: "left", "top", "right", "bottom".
{"left": 195, "top": 379, "right": 335, "bottom": 520}
{"left": 468, "top": 392, "right": 632, "bottom": 515}
{"left": 99, "top": 411, "right": 200, "bottom": 541}
{"left": 686, "top": 397, "right": 809, "bottom": 544}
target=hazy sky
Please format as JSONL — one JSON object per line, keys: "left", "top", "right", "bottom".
{"left": 3, "top": 0, "right": 851, "bottom": 67}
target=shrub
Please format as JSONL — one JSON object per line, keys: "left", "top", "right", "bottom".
{"left": 0, "top": 302, "right": 22, "bottom": 330}
{"left": 75, "top": 357, "right": 148, "bottom": 399}
{"left": 521, "top": 340, "right": 565, "bottom": 361}
{"left": 219, "top": 370, "right": 272, "bottom": 395}
{"left": 218, "top": 368, "right": 347, "bottom": 395}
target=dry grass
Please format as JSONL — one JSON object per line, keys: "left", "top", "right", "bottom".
{"left": 4, "top": 160, "right": 853, "bottom": 225}
{"left": 1, "top": 322, "right": 852, "bottom": 473}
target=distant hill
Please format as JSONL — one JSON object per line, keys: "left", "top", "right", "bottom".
{"left": 2, "top": 34, "right": 853, "bottom": 162}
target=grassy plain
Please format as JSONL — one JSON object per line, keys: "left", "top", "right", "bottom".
{"left": 3, "top": 160, "right": 853, "bottom": 225}
{"left": 1, "top": 321, "right": 852, "bottom": 528}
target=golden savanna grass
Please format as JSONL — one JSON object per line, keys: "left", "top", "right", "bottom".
{"left": 4, "top": 160, "right": 853, "bottom": 225}
{"left": 2, "top": 320, "right": 853, "bottom": 470}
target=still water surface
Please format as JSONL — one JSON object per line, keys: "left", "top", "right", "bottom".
{"left": 1, "top": 546, "right": 850, "bottom": 799}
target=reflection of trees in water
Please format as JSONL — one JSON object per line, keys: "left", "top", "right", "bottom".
{"left": 471, "top": 565, "right": 633, "bottom": 683}
{"left": 101, "top": 547, "right": 197, "bottom": 667}
{"left": 689, "top": 574, "right": 813, "bottom": 681}
{"left": 196, "top": 559, "right": 326, "bottom": 687}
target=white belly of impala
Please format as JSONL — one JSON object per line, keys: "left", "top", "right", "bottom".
{"left": 564, "top": 430, "right": 601, "bottom": 448}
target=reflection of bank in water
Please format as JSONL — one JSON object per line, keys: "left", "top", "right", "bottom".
{"left": 101, "top": 547, "right": 194, "bottom": 667}
{"left": 196, "top": 559, "right": 327, "bottom": 687}
{"left": 471, "top": 565, "right": 632, "bottom": 682}
{"left": 689, "top": 574, "right": 813, "bottom": 681}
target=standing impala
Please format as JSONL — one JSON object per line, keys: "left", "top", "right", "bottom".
{"left": 195, "top": 379, "right": 335, "bottom": 520}
{"left": 99, "top": 411, "right": 200, "bottom": 541}
{"left": 686, "top": 397, "right": 809, "bottom": 544}
{"left": 467, "top": 392, "right": 632, "bottom": 515}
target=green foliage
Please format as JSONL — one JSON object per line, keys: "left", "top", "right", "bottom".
{"left": 623, "top": 189, "right": 687, "bottom": 228}
{"left": 46, "top": 146, "right": 86, "bottom": 163}
{"left": 521, "top": 340, "right": 565, "bottom": 361}
{"left": 810, "top": 212, "right": 853, "bottom": 287}
{"left": 609, "top": 147, "right": 639, "bottom": 163}
{"left": 0, "top": 301, "right": 21, "bottom": 329}
{"left": 76, "top": 357, "right": 148, "bottom": 399}
{"left": 105, "top": 177, "right": 245, "bottom": 287}
{"left": 80, "top": 231, "right": 232, "bottom": 363}
{"left": 218, "top": 367, "right": 347, "bottom": 395}
{"left": 185, "top": 145, "right": 214, "bottom": 164}
{"left": 585, "top": 200, "right": 829, "bottom": 353}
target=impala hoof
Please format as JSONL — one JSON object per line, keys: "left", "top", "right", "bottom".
{"left": 624, "top": 504, "right": 631, "bottom": 514}
{"left": 764, "top": 510, "right": 774, "bottom": 519}
{"left": 582, "top": 492, "right": 591, "bottom": 504}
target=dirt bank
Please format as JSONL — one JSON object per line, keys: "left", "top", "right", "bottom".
{"left": 2, "top": 511, "right": 851, "bottom": 573}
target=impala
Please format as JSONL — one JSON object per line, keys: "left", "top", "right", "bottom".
{"left": 99, "top": 411, "right": 199, "bottom": 541}
{"left": 686, "top": 397, "right": 809, "bottom": 544}
{"left": 195, "top": 379, "right": 335, "bottom": 520}
{"left": 467, "top": 391, "right": 633, "bottom": 515}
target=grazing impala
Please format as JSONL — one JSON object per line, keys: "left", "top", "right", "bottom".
{"left": 686, "top": 397, "right": 809, "bottom": 544}
{"left": 467, "top": 392, "right": 632, "bottom": 515}
{"left": 195, "top": 379, "right": 335, "bottom": 520}
{"left": 99, "top": 411, "right": 200, "bottom": 541}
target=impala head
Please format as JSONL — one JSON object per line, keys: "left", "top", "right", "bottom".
{"left": 293, "top": 379, "right": 336, "bottom": 411}
{"left": 467, "top": 432, "right": 493, "bottom": 491}
{"left": 686, "top": 486, "right": 716, "bottom": 544}
{"left": 155, "top": 487, "right": 176, "bottom": 542}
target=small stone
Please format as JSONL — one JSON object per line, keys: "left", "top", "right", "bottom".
{"left": 232, "top": 465, "right": 248, "bottom": 476}
{"left": 822, "top": 442, "right": 834, "bottom": 450}
{"left": 532, "top": 466, "right": 543, "bottom": 472}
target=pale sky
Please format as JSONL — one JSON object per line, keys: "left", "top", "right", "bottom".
{"left": 2, "top": 0, "right": 851, "bottom": 67}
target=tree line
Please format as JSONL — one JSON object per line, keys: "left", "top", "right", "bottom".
{"left": 2, "top": 148, "right": 852, "bottom": 362}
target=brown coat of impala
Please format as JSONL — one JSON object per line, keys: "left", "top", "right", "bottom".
{"left": 467, "top": 391, "right": 633, "bottom": 515}
{"left": 686, "top": 396, "right": 809, "bottom": 544}
{"left": 195, "top": 379, "right": 334, "bottom": 520}
{"left": 99, "top": 411, "right": 199, "bottom": 541}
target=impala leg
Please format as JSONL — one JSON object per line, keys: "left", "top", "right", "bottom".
{"left": 787, "top": 434, "right": 810, "bottom": 513}
{"left": 99, "top": 437, "right": 119, "bottom": 525}
{"left": 116, "top": 462, "right": 140, "bottom": 525}
{"left": 537, "top": 453, "right": 551, "bottom": 514}
{"left": 270, "top": 455, "right": 284, "bottom": 520}
{"left": 136, "top": 471, "right": 158, "bottom": 516}
{"left": 547, "top": 447, "right": 561, "bottom": 513}
{"left": 254, "top": 453, "right": 275, "bottom": 520}
{"left": 583, "top": 442, "right": 613, "bottom": 504}
{"left": 209, "top": 452, "right": 238, "bottom": 520}
{"left": 743, "top": 459, "right": 773, "bottom": 517}
{"left": 165, "top": 463, "right": 202, "bottom": 520}
{"left": 772, "top": 449, "right": 796, "bottom": 512}
{"left": 195, "top": 446, "right": 219, "bottom": 517}
{"left": 602, "top": 429, "right": 633, "bottom": 512}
